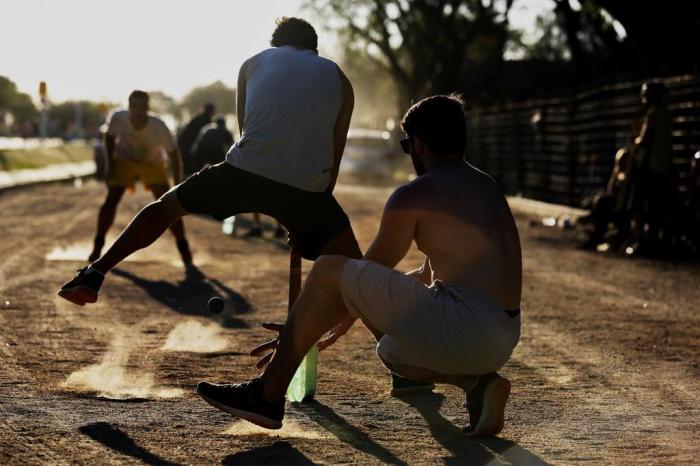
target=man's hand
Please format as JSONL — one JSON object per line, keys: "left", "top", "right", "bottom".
{"left": 249, "top": 322, "right": 284, "bottom": 369}
{"left": 249, "top": 316, "right": 356, "bottom": 369}
{"left": 317, "top": 316, "right": 356, "bottom": 351}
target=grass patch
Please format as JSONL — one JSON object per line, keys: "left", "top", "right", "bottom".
{"left": 0, "top": 143, "right": 92, "bottom": 171}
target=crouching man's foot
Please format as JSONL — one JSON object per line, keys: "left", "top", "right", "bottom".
{"left": 197, "top": 378, "right": 284, "bottom": 430}
{"left": 57, "top": 266, "right": 104, "bottom": 306}
{"left": 390, "top": 373, "right": 435, "bottom": 397}
{"left": 463, "top": 373, "right": 510, "bottom": 437}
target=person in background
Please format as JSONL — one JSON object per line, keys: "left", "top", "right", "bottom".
{"left": 178, "top": 103, "right": 215, "bottom": 176}
{"left": 87, "top": 90, "right": 192, "bottom": 266}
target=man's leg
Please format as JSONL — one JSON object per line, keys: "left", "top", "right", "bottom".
{"left": 91, "top": 189, "right": 189, "bottom": 274}
{"left": 383, "top": 360, "right": 510, "bottom": 438}
{"left": 88, "top": 186, "right": 126, "bottom": 262}
{"left": 196, "top": 255, "right": 351, "bottom": 428}
{"left": 149, "top": 184, "right": 192, "bottom": 265}
{"left": 260, "top": 255, "right": 352, "bottom": 399}
{"left": 318, "top": 226, "right": 362, "bottom": 259}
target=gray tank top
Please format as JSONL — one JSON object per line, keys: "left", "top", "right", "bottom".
{"left": 225, "top": 46, "right": 342, "bottom": 192}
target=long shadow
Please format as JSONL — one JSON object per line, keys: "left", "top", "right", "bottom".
{"left": 401, "top": 393, "right": 552, "bottom": 465}
{"left": 297, "top": 400, "right": 407, "bottom": 465}
{"left": 79, "top": 422, "right": 180, "bottom": 466}
{"left": 222, "top": 441, "right": 314, "bottom": 465}
{"left": 111, "top": 265, "right": 251, "bottom": 329}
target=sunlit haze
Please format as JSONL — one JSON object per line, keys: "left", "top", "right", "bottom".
{"left": 2, "top": 0, "right": 305, "bottom": 105}
{"left": 2, "top": 0, "right": 551, "bottom": 106}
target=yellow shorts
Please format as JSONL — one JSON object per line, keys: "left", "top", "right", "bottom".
{"left": 108, "top": 159, "right": 169, "bottom": 189}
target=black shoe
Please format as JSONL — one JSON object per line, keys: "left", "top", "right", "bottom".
{"left": 197, "top": 378, "right": 284, "bottom": 430}
{"left": 176, "top": 239, "right": 193, "bottom": 266}
{"left": 58, "top": 267, "right": 104, "bottom": 306}
{"left": 389, "top": 373, "right": 435, "bottom": 397}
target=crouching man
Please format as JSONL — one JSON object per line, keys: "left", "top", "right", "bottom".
{"left": 197, "top": 94, "right": 522, "bottom": 437}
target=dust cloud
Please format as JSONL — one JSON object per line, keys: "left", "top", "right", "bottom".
{"left": 224, "top": 419, "right": 326, "bottom": 439}
{"left": 62, "top": 331, "right": 183, "bottom": 400}
{"left": 161, "top": 320, "right": 228, "bottom": 353}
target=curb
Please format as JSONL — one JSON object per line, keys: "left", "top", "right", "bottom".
{"left": 0, "top": 161, "right": 96, "bottom": 192}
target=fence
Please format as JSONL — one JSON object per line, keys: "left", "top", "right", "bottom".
{"left": 465, "top": 74, "right": 700, "bottom": 207}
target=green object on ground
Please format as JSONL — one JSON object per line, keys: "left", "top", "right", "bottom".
{"left": 286, "top": 345, "right": 317, "bottom": 402}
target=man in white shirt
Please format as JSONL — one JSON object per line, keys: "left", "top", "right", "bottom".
{"left": 60, "top": 18, "right": 361, "bottom": 305}
{"left": 86, "top": 90, "right": 192, "bottom": 265}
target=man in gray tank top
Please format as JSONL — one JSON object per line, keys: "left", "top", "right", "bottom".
{"left": 59, "top": 18, "right": 362, "bottom": 303}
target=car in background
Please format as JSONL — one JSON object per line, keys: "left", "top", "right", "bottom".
{"left": 340, "top": 128, "right": 401, "bottom": 180}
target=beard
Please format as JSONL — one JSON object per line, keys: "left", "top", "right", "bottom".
{"left": 410, "top": 152, "right": 426, "bottom": 176}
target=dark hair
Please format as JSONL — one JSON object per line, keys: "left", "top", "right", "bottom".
{"left": 270, "top": 17, "right": 317, "bottom": 52}
{"left": 401, "top": 94, "right": 466, "bottom": 157}
{"left": 128, "top": 90, "right": 149, "bottom": 104}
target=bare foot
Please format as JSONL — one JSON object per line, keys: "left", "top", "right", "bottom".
{"left": 462, "top": 372, "right": 498, "bottom": 433}
{"left": 464, "top": 374, "right": 510, "bottom": 437}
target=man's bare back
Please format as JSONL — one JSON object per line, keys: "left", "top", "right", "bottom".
{"left": 385, "top": 160, "right": 522, "bottom": 311}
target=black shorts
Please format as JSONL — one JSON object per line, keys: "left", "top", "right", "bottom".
{"left": 176, "top": 162, "right": 352, "bottom": 260}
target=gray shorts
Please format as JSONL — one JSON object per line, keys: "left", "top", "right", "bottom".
{"left": 340, "top": 259, "right": 521, "bottom": 375}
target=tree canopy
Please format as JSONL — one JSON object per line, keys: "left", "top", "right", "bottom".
{"left": 0, "top": 76, "right": 37, "bottom": 135}
{"left": 310, "top": 0, "right": 516, "bottom": 111}
{"left": 181, "top": 81, "right": 236, "bottom": 117}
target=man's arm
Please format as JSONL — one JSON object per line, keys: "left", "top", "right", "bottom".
{"left": 406, "top": 256, "right": 432, "bottom": 285}
{"left": 104, "top": 133, "right": 115, "bottom": 163}
{"left": 166, "top": 148, "right": 184, "bottom": 184}
{"left": 236, "top": 59, "right": 249, "bottom": 137}
{"left": 317, "top": 185, "right": 419, "bottom": 351}
{"left": 362, "top": 184, "right": 419, "bottom": 268}
{"left": 328, "top": 66, "right": 354, "bottom": 192}
{"left": 103, "top": 130, "right": 116, "bottom": 183}
{"left": 635, "top": 110, "right": 655, "bottom": 148}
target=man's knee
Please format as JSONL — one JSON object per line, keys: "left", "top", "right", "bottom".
{"left": 308, "top": 255, "right": 349, "bottom": 289}
{"left": 157, "top": 188, "right": 189, "bottom": 218}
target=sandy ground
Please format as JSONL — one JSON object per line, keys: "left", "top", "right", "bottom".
{"left": 0, "top": 180, "right": 698, "bottom": 465}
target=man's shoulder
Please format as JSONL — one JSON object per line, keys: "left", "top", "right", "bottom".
{"left": 386, "top": 177, "right": 433, "bottom": 208}
{"left": 148, "top": 114, "right": 169, "bottom": 128}
{"left": 109, "top": 109, "right": 128, "bottom": 122}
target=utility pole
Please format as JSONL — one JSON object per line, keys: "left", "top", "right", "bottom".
{"left": 39, "top": 81, "right": 48, "bottom": 139}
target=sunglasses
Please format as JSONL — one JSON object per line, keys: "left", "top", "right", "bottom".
{"left": 400, "top": 137, "right": 413, "bottom": 154}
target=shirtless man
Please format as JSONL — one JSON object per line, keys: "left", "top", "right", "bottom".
{"left": 196, "top": 95, "right": 523, "bottom": 437}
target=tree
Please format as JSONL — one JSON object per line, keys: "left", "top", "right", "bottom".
{"left": 548, "top": 0, "right": 700, "bottom": 80}
{"left": 48, "top": 101, "right": 107, "bottom": 139}
{"left": 148, "top": 91, "right": 182, "bottom": 120}
{"left": 181, "top": 81, "right": 236, "bottom": 117}
{"left": 308, "top": 0, "right": 515, "bottom": 113}
{"left": 0, "top": 76, "right": 37, "bottom": 135}
{"left": 591, "top": 0, "right": 700, "bottom": 75}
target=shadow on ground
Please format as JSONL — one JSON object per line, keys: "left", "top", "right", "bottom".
{"left": 79, "top": 422, "right": 180, "bottom": 466}
{"left": 297, "top": 400, "right": 408, "bottom": 465}
{"left": 401, "top": 393, "right": 552, "bottom": 466}
{"left": 111, "top": 266, "right": 251, "bottom": 329}
{"left": 222, "top": 441, "right": 314, "bottom": 465}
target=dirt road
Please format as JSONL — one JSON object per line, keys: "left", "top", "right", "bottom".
{"left": 1, "top": 180, "right": 698, "bottom": 465}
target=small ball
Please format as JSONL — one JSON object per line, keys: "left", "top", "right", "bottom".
{"left": 208, "top": 296, "right": 225, "bottom": 314}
